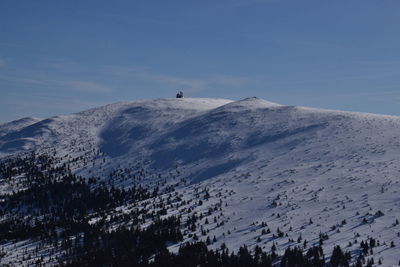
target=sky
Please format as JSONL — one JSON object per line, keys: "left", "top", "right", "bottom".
{"left": 1, "top": 0, "right": 400, "bottom": 123}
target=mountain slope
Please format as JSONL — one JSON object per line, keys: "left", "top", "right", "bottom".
{"left": 1, "top": 97, "right": 400, "bottom": 265}
{"left": 0, "top": 117, "right": 42, "bottom": 137}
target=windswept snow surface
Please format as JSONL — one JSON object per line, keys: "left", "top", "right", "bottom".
{"left": 0, "top": 117, "right": 42, "bottom": 137}
{"left": 2, "top": 97, "right": 400, "bottom": 265}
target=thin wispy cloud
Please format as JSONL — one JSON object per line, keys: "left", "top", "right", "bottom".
{"left": 50, "top": 80, "right": 113, "bottom": 93}
{"left": 231, "top": 0, "right": 279, "bottom": 7}
{"left": 0, "top": 92, "right": 111, "bottom": 123}
{"left": 211, "top": 75, "right": 252, "bottom": 87}
{"left": 0, "top": 74, "right": 113, "bottom": 93}
{"left": 136, "top": 72, "right": 207, "bottom": 91}
{"left": 2, "top": 61, "right": 255, "bottom": 96}
{"left": 41, "top": 58, "right": 82, "bottom": 70}
{"left": 0, "top": 42, "right": 23, "bottom": 48}
{"left": 104, "top": 65, "right": 256, "bottom": 93}
{"left": 0, "top": 75, "right": 44, "bottom": 85}
{"left": 102, "top": 65, "right": 151, "bottom": 76}
{"left": 0, "top": 58, "right": 6, "bottom": 67}
{"left": 333, "top": 90, "right": 400, "bottom": 98}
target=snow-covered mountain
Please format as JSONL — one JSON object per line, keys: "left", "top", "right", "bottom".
{"left": 1, "top": 97, "right": 400, "bottom": 265}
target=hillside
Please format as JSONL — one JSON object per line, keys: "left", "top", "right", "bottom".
{"left": 1, "top": 97, "right": 400, "bottom": 266}
{"left": 0, "top": 117, "right": 42, "bottom": 138}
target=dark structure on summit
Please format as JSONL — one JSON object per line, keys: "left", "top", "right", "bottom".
{"left": 176, "top": 91, "right": 184, "bottom": 98}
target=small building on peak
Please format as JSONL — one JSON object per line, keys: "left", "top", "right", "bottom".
{"left": 176, "top": 91, "right": 184, "bottom": 98}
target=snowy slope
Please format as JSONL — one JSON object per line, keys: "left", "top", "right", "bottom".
{"left": 0, "top": 117, "right": 42, "bottom": 138}
{"left": 1, "top": 97, "right": 400, "bottom": 265}
{"left": 0, "top": 98, "right": 232, "bottom": 158}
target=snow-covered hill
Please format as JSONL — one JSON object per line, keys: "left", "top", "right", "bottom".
{"left": 1, "top": 97, "right": 400, "bottom": 265}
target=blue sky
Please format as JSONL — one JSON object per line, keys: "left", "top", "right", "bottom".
{"left": 1, "top": 0, "right": 400, "bottom": 123}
